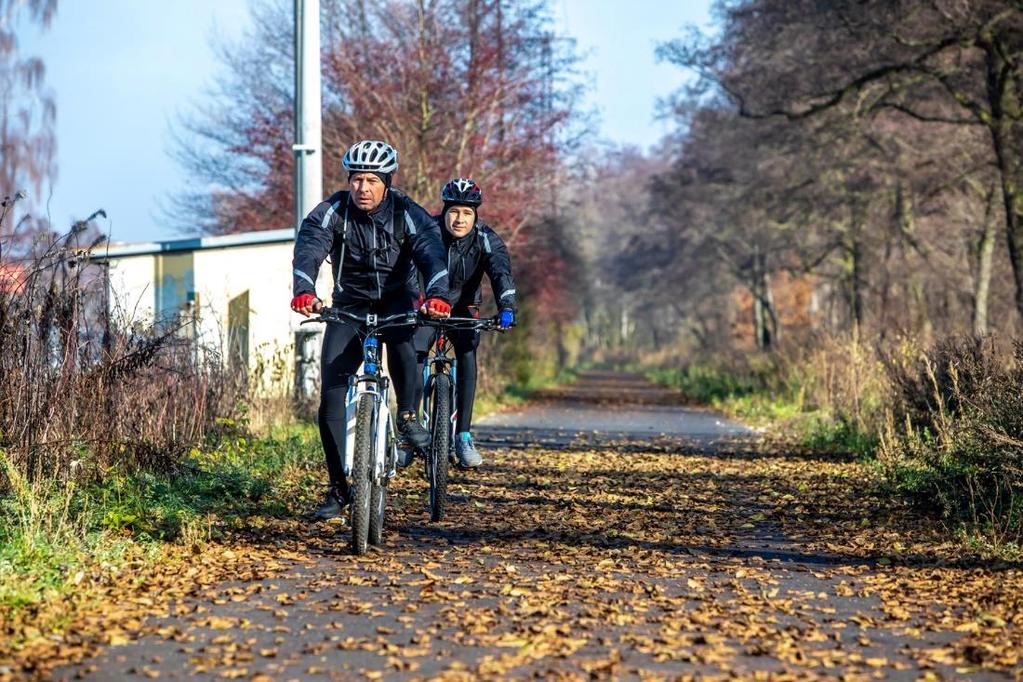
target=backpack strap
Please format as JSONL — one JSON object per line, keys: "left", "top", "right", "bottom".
{"left": 390, "top": 189, "right": 414, "bottom": 248}
{"left": 329, "top": 191, "right": 409, "bottom": 294}
{"left": 326, "top": 191, "right": 350, "bottom": 236}
{"left": 328, "top": 191, "right": 351, "bottom": 293}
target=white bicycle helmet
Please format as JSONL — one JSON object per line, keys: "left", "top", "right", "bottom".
{"left": 342, "top": 140, "right": 399, "bottom": 174}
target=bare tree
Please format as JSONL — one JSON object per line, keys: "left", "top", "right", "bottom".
{"left": 668, "top": 0, "right": 1023, "bottom": 328}
{"left": 0, "top": 0, "right": 57, "bottom": 243}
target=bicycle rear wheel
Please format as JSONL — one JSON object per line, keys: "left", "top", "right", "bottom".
{"left": 350, "top": 394, "right": 374, "bottom": 555}
{"left": 427, "top": 373, "right": 452, "bottom": 522}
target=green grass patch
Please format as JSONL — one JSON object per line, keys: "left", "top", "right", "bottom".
{"left": 647, "top": 365, "right": 762, "bottom": 405}
{"left": 800, "top": 418, "right": 879, "bottom": 458}
{"left": 476, "top": 363, "right": 587, "bottom": 418}
{"left": 645, "top": 363, "right": 877, "bottom": 457}
{"left": 508, "top": 363, "right": 585, "bottom": 399}
{"left": 0, "top": 425, "right": 321, "bottom": 618}
{"left": 645, "top": 364, "right": 803, "bottom": 423}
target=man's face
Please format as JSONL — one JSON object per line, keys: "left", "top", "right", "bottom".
{"left": 445, "top": 205, "right": 476, "bottom": 238}
{"left": 349, "top": 173, "right": 387, "bottom": 211}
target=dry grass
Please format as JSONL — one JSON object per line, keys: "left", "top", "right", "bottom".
{"left": 879, "top": 336, "right": 1023, "bottom": 546}
{"left": 0, "top": 201, "right": 244, "bottom": 490}
{"left": 635, "top": 330, "right": 1023, "bottom": 549}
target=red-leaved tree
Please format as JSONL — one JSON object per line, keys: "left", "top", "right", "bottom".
{"left": 173, "top": 0, "right": 588, "bottom": 321}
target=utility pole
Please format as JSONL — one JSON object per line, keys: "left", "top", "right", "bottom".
{"left": 293, "top": 0, "right": 323, "bottom": 406}
{"left": 293, "top": 0, "right": 323, "bottom": 233}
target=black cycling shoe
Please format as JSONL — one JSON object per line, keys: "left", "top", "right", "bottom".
{"left": 313, "top": 485, "right": 348, "bottom": 520}
{"left": 397, "top": 411, "right": 431, "bottom": 450}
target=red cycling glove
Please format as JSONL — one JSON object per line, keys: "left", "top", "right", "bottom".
{"left": 422, "top": 298, "right": 451, "bottom": 318}
{"left": 291, "top": 293, "right": 321, "bottom": 316}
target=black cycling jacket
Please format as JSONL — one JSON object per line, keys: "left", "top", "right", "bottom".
{"left": 437, "top": 219, "right": 517, "bottom": 313}
{"left": 292, "top": 189, "right": 449, "bottom": 304}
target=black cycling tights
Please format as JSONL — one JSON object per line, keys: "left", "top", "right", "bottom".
{"left": 453, "top": 343, "right": 477, "bottom": 433}
{"left": 318, "top": 321, "right": 418, "bottom": 495}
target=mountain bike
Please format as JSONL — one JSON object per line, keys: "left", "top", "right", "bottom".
{"left": 416, "top": 315, "right": 502, "bottom": 522}
{"left": 302, "top": 307, "right": 417, "bottom": 554}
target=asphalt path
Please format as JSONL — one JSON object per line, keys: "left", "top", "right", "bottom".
{"left": 51, "top": 371, "right": 1013, "bottom": 680}
{"left": 475, "top": 370, "right": 752, "bottom": 450}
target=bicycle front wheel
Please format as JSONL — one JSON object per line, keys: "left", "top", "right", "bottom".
{"left": 369, "top": 420, "right": 389, "bottom": 546}
{"left": 350, "top": 394, "right": 374, "bottom": 555}
{"left": 427, "top": 373, "right": 452, "bottom": 522}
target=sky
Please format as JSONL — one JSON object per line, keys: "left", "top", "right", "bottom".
{"left": 17, "top": 0, "right": 714, "bottom": 244}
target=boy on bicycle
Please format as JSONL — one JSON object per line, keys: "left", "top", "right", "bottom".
{"left": 291, "top": 140, "right": 451, "bottom": 520}
{"left": 407, "top": 178, "right": 517, "bottom": 469}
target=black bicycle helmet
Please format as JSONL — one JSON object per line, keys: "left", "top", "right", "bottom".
{"left": 440, "top": 178, "right": 483, "bottom": 207}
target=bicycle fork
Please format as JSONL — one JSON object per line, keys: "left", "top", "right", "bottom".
{"left": 344, "top": 338, "right": 398, "bottom": 484}
{"left": 422, "top": 344, "right": 458, "bottom": 459}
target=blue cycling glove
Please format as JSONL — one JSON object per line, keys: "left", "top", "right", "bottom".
{"left": 498, "top": 309, "right": 515, "bottom": 330}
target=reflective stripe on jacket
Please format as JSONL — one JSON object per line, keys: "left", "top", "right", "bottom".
{"left": 292, "top": 189, "right": 449, "bottom": 304}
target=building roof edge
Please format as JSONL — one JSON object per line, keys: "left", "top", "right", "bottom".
{"left": 91, "top": 228, "right": 295, "bottom": 259}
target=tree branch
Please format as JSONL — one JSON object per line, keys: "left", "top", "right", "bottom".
{"left": 878, "top": 101, "right": 983, "bottom": 125}
{"left": 722, "top": 32, "right": 965, "bottom": 121}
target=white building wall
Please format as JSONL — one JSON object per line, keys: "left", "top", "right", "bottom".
{"left": 104, "top": 235, "right": 334, "bottom": 395}
{"left": 192, "top": 242, "right": 291, "bottom": 357}
{"left": 107, "top": 254, "right": 156, "bottom": 324}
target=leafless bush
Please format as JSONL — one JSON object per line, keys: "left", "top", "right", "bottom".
{"left": 0, "top": 199, "right": 244, "bottom": 490}
{"left": 882, "top": 335, "right": 1008, "bottom": 430}
{"left": 247, "top": 343, "right": 301, "bottom": 432}
{"left": 879, "top": 336, "right": 1023, "bottom": 544}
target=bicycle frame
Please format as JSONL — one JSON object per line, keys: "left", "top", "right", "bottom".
{"left": 344, "top": 334, "right": 393, "bottom": 482}
{"left": 419, "top": 316, "right": 500, "bottom": 452}
{"left": 421, "top": 330, "right": 458, "bottom": 457}
{"left": 303, "top": 309, "right": 417, "bottom": 483}
{"left": 415, "top": 315, "right": 506, "bottom": 521}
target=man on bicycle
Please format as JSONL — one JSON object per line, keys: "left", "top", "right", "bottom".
{"left": 409, "top": 178, "right": 517, "bottom": 469}
{"left": 291, "top": 140, "right": 451, "bottom": 520}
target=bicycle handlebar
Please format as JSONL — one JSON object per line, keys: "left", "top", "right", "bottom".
{"left": 300, "top": 308, "right": 513, "bottom": 332}
{"left": 300, "top": 307, "right": 418, "bottom": 329}
{"left": 416, "top": 315, "right": 510, "bottom": 332}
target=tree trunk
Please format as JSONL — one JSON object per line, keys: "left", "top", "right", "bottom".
{"left": 973, "top": 185, "right": 997, "bottom": 336}
{"left": 983, "top": 39, "right": 1023, "bottom": 324}
{"left": 911, "top": 278, "right": 933, "bottom": 345}
{"left": 765, "top": 272, "right": 779, "bottom": 344}
{"left": 753, "top": 286, "right": 767, "bottom": 349}
{"left": 495, "top": 0, "right": 505, "bottom": 144}
{"left": 849, "top": 233, "right": 865, "bottom": 333}
{"left": 467, "top": 0, "right": 479, "bottom": 95}
{"left": 880, "top": 182, "right": 910, "bottom": 340}
{"left": 751, "top": 245, "right": 774, "bottom": 349}
{"left": 555, "top": 322, "right": 569, "bottom": 370}
{"left": 413, "top": 0, "right": 433, "bottom": 200}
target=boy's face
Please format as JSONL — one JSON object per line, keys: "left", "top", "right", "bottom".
{"left": 445, "top": 205, "right": 476, "bottom": 238}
